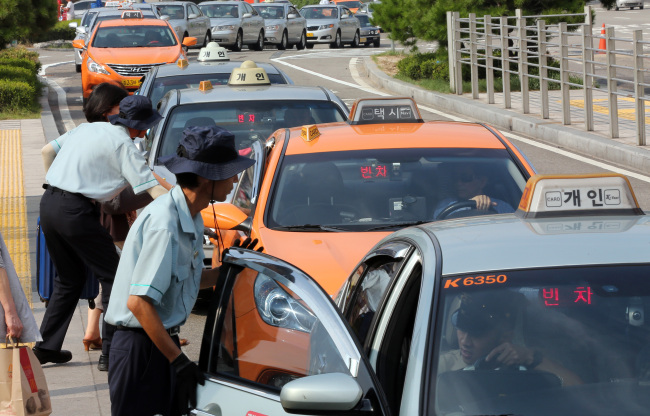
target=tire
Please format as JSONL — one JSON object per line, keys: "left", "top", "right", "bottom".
{"left": 296, "top": 31, "right": 306, "bottom": 50}
{"left": 615, "top": 6, "right": 619, "bottom": 10}
{"left": 75, "top": 63, "right": 81, "bottom": 73}
{"left": 373, "top": 37, "right": 380, "bottom": 47}
{"left": 203, "top": 31, "right": 211, "bottom": 47}
{"left": 351, "top": 30, "right": 360, "bottom": 48}
{"left": 329, "top": 30, "right": 341, "bottom": 49}
{"left": 231, "top": 30, "right": 243, "bottom": 51}
{"left": 278, "top": 31, "right": 287, "bottom": 50}
{"left": 305, "top": 42, "right": 314, "bottom": 49}
{"left": 251, "top": 30, "right": 264, "bottom": 51}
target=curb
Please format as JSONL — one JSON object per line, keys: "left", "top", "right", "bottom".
{"left": 361, "top": 56, "right": 650, "bottom": 174}
{"left": 38, "top": 79, "right": 61, "bottom": 144}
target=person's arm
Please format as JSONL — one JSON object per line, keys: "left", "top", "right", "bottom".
{"left": 0, "top": 266, "right": 23, "bottom": 339}
{"left": 470, "top": 195, "right": 497, "bottom": 211}
{"left": 41, "top": 143, "right": 57, "bottom": 173}
{"left": 127, "top": 295, "right": 181, "bottom": 362}
{"left": 153, "top": 171, "right": 173, "bottom": 191}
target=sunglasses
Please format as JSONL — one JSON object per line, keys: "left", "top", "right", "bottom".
{"left": 456, "top": 172, "right": 476, "bottom": 183}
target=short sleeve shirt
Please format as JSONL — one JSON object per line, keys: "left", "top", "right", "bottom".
{"left": 45, "top": 122, "right": 158, "bottom": 201}
{"left": 105, "top": 185, "right": 205, "bottom": 329}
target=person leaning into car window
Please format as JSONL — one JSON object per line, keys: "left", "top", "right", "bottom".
{"left": 438, "top": 291, "right": 582, "bottom": 386}
{"left": 433, "top": 165, "right": 514, "bottom": 219}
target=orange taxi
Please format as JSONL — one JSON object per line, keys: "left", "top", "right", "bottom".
{"left": 73, "top": 10, "right": 197, "bottom": 101}
{"left": 200, "top": 97, "right": 536, "bottom": 385}
{"left": 332, "top": 0, "right": 363, "bottom": 13}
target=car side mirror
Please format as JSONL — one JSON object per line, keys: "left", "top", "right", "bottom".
{"left": 287, "top": 13, "right": 297, "bottom": 19}
{"left": 69, "top": 22, "right": 78, "bottom": 28}
{"left": 188, "top": 13, "right": 198, "bottom": 19}
{"left": 72, "top": 39, "right": 85, "bottom": 49}
{"left": 341, "top": 14, "right": 348, "bottom": 19}
{"left": 201, "top": 203, "right": 248, "bottom": 231}
{"left": 242, "top": 12, "right": 252, "bottom": 18}
{"left": 182, "top": 36, "right": 197, "bottom": 47}
{"left": 280, "top": 373, "right": 363, "bottom": 413}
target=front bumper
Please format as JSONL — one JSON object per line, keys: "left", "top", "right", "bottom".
{"left": 264, "top": 28, "right": 282, "bottom": 44}
{"left": 306, "top": 27, "right": 336, "bottom": 43}
{"left": 211, "top": 29, "right": 238, "bottom": 46}
{"left": 360, "top": 31, "right": 380, "bottom": 44}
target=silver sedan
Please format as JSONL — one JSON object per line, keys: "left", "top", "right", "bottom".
{"left": 300, "top": 4, "right": 361, "bottom": 49}
{"left": 155, "top": 1, "right": 211, "bottom": 46}
{"left": 199, "top": 1, "right": 265, "bottom": 52}
{"left": 251, "top": 3, "right": 306, "bottom": 50}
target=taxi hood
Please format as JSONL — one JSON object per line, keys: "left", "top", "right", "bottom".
{"left": 88, "top": 47, "right": 180, "bottom": 65}
{"left": 258, "top": 228, "right": 389, "bottom": 295}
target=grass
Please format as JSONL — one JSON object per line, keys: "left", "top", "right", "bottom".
{"left": 0, "top": 107, "right": 41, "bottom": 120}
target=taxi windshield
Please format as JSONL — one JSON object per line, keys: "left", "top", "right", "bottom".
{"left": 149, "top": 72, "right": 288, "bottom": 107}
{"left": 199, "top": 4, "right": 239, "bottom": 18}
{"left": 266, "top": 149, "right": 527, "bottom": 230}
{"left": 155, "top": 100, "right": 346, "bottom": 160}
{"left": 433, "top": 266, "right": 650, "bottom": 415}
{"left": 92, "top": 25, "right": 178, "bottom": 48}
{"left": 301, "top": 7, "right": 338, "bottom": 19}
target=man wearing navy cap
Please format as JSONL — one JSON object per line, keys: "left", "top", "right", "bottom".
{"left": 106, "top": 126, "right": 258, "bottom": 416}
{"left": 35, "top": 95, "right": 168, "bottom": 370}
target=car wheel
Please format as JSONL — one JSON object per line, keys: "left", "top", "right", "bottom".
{"left": 305, "top": 42, "right": 314, "bottom": 49}
{"left": 203, "top": 31, "right": 211, "bottom": 47}
{"left": 373, "top": 37, "right": 380, "bottom": 47}
{"left": 615, "top": 6, "right": 619, "bottom": 10}
{"left": 351, "top": 31, "right": 360, "bottom": 48}
{"left": 251, "top": 30, "right": 264, "bottom": 51}
{"left": 278, "top": 31, "right": 288, "bottom": 50}
{"left": 231, "top": 30, "right": 243, "bottom": 51}
{"left": 296, "top": 31, "right": 306, "bottom": 50}
{"left": 75, "top": 63, "right": 81, "bottom": 73}
{"left": 329, "top": 30, "right": 341, "bottom": 49}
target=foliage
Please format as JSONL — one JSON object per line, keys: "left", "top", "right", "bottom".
{"left": 0, "top": 64, "right": 37, "bottom": 85}
{"left": 0, "top": 46, "right": 41, "bottom": 72}
{"left": 0, "top": 46, "right": 42, "bottom": 117}
{"left": 31, "top": 19, "right": 77, "bottom": 43}
{"left": 0, "top": 79, "right": 37, "bottom": 112}
{"left": 396, "top": 50, "right": 457, "bottom": 82}
{"left": 293, "top": 0, "right": 322, "bottom": 11}
{"left": 0, "top": 0, "right": 58, "bottom": 49}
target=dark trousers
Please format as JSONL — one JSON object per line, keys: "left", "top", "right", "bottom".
{"left": 37, "top": 188, "right": 119, "bottom": 356}
{"left": 109, "top": 329, "right": 179, "bottom": 416}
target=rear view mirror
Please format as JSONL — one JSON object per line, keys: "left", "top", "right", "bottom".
{"left": 189, "top": 13, "right": 198, "bottom": 19}
{"left": 243, "top": 12, "right": 252, "bottom": 18}
{"left": 287, "top": 13, "right": 297, "bottom": 19}
{"left": 72, "top": 39, "right": 85, "bottom": 49}
{"left": 69, "top": 22, "right": 78, "bottom": 28}
{"left": 182, "top": 36, "right": 197, "bottom": 47}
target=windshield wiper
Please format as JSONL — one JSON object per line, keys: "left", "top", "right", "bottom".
{"left": 364, "top": 220, "right": 428, "bottom": 231}
{"left": 273, "top": 224, "right": 348, "bottom": 232}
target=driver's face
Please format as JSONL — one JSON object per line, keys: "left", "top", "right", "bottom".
{"left": 454, "top": 168, "right": 484, "bottom": 199}
{"left": 457, "top": 328, "right": 502, "bottom": 365}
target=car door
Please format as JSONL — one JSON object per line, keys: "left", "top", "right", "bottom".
{"left": 340, "top": 7, "right": 354, "bottom": 41}
{"left": 245, "top": 3, "right": 263, "bottom": 41}
{"left": 287, "top": 6, "right": 304, "bottom": 42}
{"left": 188, "top": 3, "right": 206, "bottom": 39}
{"left": 194, "top": 248, "right": 392, "bottom": 416}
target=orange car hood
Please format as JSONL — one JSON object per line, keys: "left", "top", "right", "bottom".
{"left": 89, "top": 47, "right": 179, "bottom": 65}
{"left": 257, "top": 228, "right": 391, "bottom": 295}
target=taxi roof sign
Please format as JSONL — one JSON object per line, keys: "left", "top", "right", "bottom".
{"left": 177, "top": 59, "right": 189, "bottom": 69}
{"left": 348, "top": 97, "right": 423, "bottom": 125}
{"left": 121, "top": 10, "right": 143, "bottom": 19}
{"left": 301, "top": 125, "right": 321, "bottom": 142}
{"left": 516, "top": 174, "right": 643, "bottom": 219}
{"left": 199, "top": 80, "right": 213, "bottom": 92}
{"left": 228, "top": 61, "right": 271, "bottom": 86}
{"left": 198, "top": 42, "right": 229, "bottom": 62}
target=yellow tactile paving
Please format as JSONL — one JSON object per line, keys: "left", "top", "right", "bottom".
{"left": 568, "top": 97, "right": 650, "bottom": 123}
{"left": 0, "top": 129, "right": 32, "bottom": 307}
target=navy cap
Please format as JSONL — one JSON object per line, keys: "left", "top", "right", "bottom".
{"left": 108, "top": 95, "right": 162, "bottom": 130}
{"left": 159, "top": 125, "right": 255, "bottom": 181}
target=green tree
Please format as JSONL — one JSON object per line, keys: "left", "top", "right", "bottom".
{"left": 0, "top": 0, "right": 57, "bottom": 49}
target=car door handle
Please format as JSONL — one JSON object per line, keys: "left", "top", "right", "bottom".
{"left": 191, "top": 403, "right": 221, "bottom": 416}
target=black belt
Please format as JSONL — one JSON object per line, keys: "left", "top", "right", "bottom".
{"left": 42, "top": 184, "right": 89, "bottom": 200}
{"left": 116, "top": 325, "right": 180, "bottom": 336}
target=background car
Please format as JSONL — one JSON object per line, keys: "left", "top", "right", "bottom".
{"left": 354, "top": 12, "right": 380, "bottom": 47}
{"left": 251, "top": 2, "right": 306, "bottom": 50}
{"left": 199, "top": 1, "right": 265, "bottom": 52}
{"left": 74, "top": 14, "right": 195, "bottom": 101}
{"left": 194, "top": 174, "right": 650, "bottom": 416}
{"left": 615, "top": 0, "right": 644, "bottom": 9}
{"left": 332, "top": 0, "right": 363, "bottom": 13}
{"left": 70, "top": 0, "right": 105, "bottom": 20}
{"left": 300, "top": 4, "right": 361, "bottom": 48}
{"left": 154, "top": 1, "right": 211, "bottom": 46}
{"left": 70, "top": 3, "right": 160, "bottom": 72}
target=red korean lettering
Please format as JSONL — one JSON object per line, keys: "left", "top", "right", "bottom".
{"left": 574, "top": 286, "right": 593, "bottom": 304}
{"left": 542, "top": 288, "right": 559, "bottom": 306}
{"left": 360, "top": 166, "right": 372, "bottom": 179}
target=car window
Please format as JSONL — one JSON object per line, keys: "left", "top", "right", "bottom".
{"left": 266, "top": 148, "right": 528, "bottom": 230}
{"left": 356, "top": 14, "right": 372, "bottom": 27}
{"left": 301, "top": 7, "right": 338, "bottom": 19}
{"left": 232, "top": 148, "right": 260, "bottom": 214}
{"left": 92, "top": 25, "right": 177, "bottom": 48}
{"left": 289, "top": 6, "right": 299, "bottom": 16}
{"left": 254, "top": 5, "right": 284, "bottom": 19}
{"left": 207, "top": 265, "right": 352, "bottom": 391}
{"left": 81, "top": 11, "right": 96, "bottom": 27}
{"left": 189, "top": 4, "right": 200, "bottom": 16}
{"left": 199, "top": 3, "right": 236, "bottom": 18}
{"left": 243, "top": 3, "right": 254, "bottom": 15}
{"left": 158, "top": 4, "right": 184, "bottom": 19}
{"left": 156, "top": 100, "right": 346, "bottom": 162}
{"left": 341, "top": 8, "right": 351, "bottom": 18}
{"left": 433, "top": 265, "right": 650, "bottom": 415}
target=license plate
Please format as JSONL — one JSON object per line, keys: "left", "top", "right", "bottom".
{"left": 306, "top": 33, "right": 314, "bottom": 37}
{"left": 360, "top": 37, "right": 367, "bottom": 43}
{"left": 121, "top": 79, "right": 141, "bottom": 87}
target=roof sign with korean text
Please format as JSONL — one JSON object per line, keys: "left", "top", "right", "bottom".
{"left": 121, "top": 9, "right": 143, "bottom": 19}
{"left": 198, "top": 42, "right": 229, "bottom": 62}
{"left": 348, "top": 97, "right": 423, "bottom": 125}
{"left": 228, "top": 61, "right": 271, "bottom": 86}
{"left": 516, "top": 174, "right": 643, "bottom": 218}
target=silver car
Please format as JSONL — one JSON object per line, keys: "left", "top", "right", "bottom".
{"left": 70, "top": 4, "right": 160, "bottom": 73}
{"left": 192, "top": 173, "right": 650, "bottom": 416}
{"left": 251, "top": 2, "right": 306, "bottom": 50}
{"left": 615, "top": 0, "right": 644, "bottom": 9}
{"left": 70, "top": 0, "right": 103, "bottom": 20}
{"left": 199, "top": 1, "right": 266, "bottom": 52}
{"left": 155, "top": 1, "right": 211, "bottom": 46}
{"left": 300, "top": 4, "right": 361, "bottom": 49}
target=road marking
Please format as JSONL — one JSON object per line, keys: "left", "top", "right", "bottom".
{"left": 0, "top": 129, "right": 32, "bottom": 305}
{"left": 39, "top": 61, "right": 77, "bottom": 133}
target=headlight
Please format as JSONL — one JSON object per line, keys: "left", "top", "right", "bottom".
{"left": 214, "top": 25, "right": 236, "bottom": 31}
{"left": 86, "top": 56, "right": 110, "bottom": 75}
{"left": 254, "top": 274, "right": 316, "bottom": 333}
{"left": 266, "top": 25, "right": 280, "bottom": 31}
{"left": 318, "top": 24, "right": 334, "bottom": 30}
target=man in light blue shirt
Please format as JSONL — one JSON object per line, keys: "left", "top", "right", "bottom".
{"left": 106, "top": 125, "right": 256, "bottom": 416}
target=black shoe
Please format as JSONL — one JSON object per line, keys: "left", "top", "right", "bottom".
{"left": 32, "top": 347, "right": 72, "bottom": 364}
{"left": 98, "top": 354, "right": 109, "bottom": 372}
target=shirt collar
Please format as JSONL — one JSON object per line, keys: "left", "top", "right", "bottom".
{"left": 170, "top": 186, "right": 202, "bottom": 235}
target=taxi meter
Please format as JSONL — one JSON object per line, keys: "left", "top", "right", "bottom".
{"left": 348, "top": 97, "right": 423, "bottom": 125}
{"left": 516, "top": 173, "right": 644, "bottom": 218}
{"left": 198, "top": 42, "right": 229, "bottom": 62}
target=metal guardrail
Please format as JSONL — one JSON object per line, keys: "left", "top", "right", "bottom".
{"left": 446, "top": 6, "right": 649, "bottom": 145}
